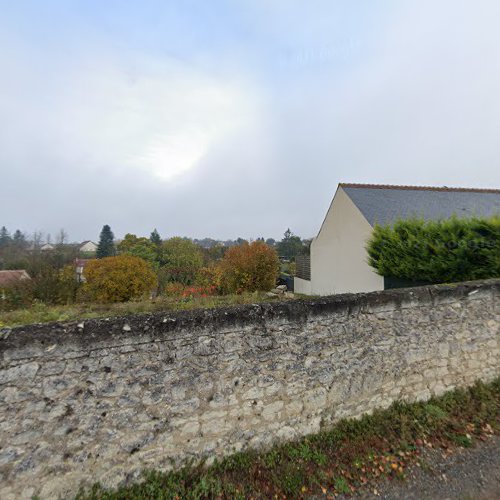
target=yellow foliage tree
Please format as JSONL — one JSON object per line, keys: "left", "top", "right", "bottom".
{"left": 219, "top": 241, "right": 279, "bottom": 294}
{"left": 83, "top": 255, "right": 157, "bottom": 303}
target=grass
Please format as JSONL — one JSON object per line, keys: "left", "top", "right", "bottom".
{"left": 0, "top": 292, "right": 288, "bottom": 328}
{"left": 75, "top": 378, "right": 500, "bottom": 499}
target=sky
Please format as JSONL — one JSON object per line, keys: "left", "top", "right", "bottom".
{"left": 1, "top": 0, "right": 500, "bottom": 242}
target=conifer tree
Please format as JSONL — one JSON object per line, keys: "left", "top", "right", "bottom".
{"left": 96, "top": 225, "right": 115, "bottom": 258}
{"left": 0, "top": 226, "right": 11, "bottom": 248}
{"left": 12, "top": 230, "right": 27, "bottom": 249}
{"left": 150, "top": 228, "right": 162, "bottom": 245}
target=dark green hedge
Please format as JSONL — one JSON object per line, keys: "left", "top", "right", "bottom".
{"left": 366, "top": 216, "right": 500, "bottom": 283}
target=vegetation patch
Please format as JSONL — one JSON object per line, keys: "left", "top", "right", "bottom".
{"left": 367, "top": 216, "right": 500, "bottom": 283}
{"left": 75, "top": 379, "right": 500, "bottom": 499}
{"left": 0, "top": 291, "right": 286, "bottom": 328}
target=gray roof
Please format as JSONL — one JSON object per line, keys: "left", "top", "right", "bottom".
{"left": 341, "top": 184, "right": 500, "bottom": 227}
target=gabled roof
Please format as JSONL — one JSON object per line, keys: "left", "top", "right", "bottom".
{"left": 340, "top": 183, "right": 500, "bottom": 227}
{"left": 0, "top": 270, "right": 31, "bottom": 287}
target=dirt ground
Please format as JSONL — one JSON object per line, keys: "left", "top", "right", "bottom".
{"left": 346, "top": 435, "right": 500, "bottom": 500}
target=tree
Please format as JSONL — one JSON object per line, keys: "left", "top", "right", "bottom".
{"left": 159, "top": 237, "right": 204, "bottom": 285}
{"left": 0, "top": 226, "right": 11, "bottom": 248}
{"left": 219, "top": 241, "right": 279, "bottom": 293}
{"left": 13, "top": 230, "right": 26, "bottom": 246}
{"left": 83, "top": 255, "right": 157, "bottom": 303}
{"left": 150, "top": 229, "right": 162, "bottom": 245}
{"left": 118, "top": 233, "right": 157, "bottom": 265}
{"left": 265, "top": 238, "right": 276, "bottom": 247}
{"left": 276, "top": 228, "right": 303, "bottom": 261}
{"left": 57, "top": 264, "right": 80, "bottom": 304}
{"left": 96, "top": 225, "right": 115, "bottom": 258}
{"left": 56, "top": 228, "right": 68, "bottom": 246}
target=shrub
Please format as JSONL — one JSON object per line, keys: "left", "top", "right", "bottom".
{"left": 196, "top": 266, "right": 224, "bottom": 292}
{"left": 31, "top": 265, "right": 61, "bottom": 305}
{"left": 160, "top": 238, "right": 204, "bottom": 285}
{"left": 163, "top": 283, "right": 217, "bottom": 299}
{"left": 367, "top": 216, "right": 500, "bottom": 283}
{"left": 0, "top": 279, "right": 33, "bottom": 311}
{"left": 57, "top": 264, "right": 80, "bottom": 304}
{"left": 83, "top": 255, "right": 157, "bottom": 303}
{"left": 219, "top": 241, "right": 279, "bottom": 293}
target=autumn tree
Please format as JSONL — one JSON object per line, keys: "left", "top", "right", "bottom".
{"left": 219, "top": 241, "right": 279, "bottom": 293}
{"left": 96, "top": 225, "right": 115, "bottom": 258}
{"left": 83, "top": 255, "right": 157, "bottom": 303}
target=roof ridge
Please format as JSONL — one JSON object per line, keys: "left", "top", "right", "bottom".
{"left": 339, "top": 183, "right": 500, "bottom": 194}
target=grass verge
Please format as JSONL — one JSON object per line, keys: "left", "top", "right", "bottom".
{"left": 75, "top": 378, "right": 500, "bottom": 499}
{"left": 0, "top": 292, "right": 286, "bottom": 328}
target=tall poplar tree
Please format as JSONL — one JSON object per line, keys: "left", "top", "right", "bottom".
{"left": 96, "top": 225, "right": 115, "bottom": 258}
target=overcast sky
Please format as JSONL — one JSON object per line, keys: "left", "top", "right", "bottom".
{"left": 1, "top": 1, "right": 500, "bottom": 242}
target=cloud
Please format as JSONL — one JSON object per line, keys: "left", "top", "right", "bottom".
{"left": 1, "top": 1, "right": 500, "bottom": 242}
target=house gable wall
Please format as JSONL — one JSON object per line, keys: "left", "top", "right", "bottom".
{"left": 310, "top": 187, "right": 383, "bottom": 295}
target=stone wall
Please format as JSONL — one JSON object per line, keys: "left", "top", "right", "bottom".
{"left": 1, "top": 280, "right": 499, "bottom": 499}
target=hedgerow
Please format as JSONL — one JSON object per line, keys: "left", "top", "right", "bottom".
{"left": 366, "top": 216, "right": 500, "bottom": 283}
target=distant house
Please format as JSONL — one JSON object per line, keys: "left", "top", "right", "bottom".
{"left": 0, "top": 270, "right": 31, "bottom": 287}
{"left": 295, "top": 183, "right": 500, "bottom": 296}
{"left": 79, "top": 241, "right": 98, "bottom": 253}
{"left": 40, "top": 243, "right": 55, "bottom": 251}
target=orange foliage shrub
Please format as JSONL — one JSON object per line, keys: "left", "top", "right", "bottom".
{"left": 163, "top": 282, "right": 217, "bottom": 298}
{"left": 83, "top": 255, "right": 157, "bottom": 303}
{"left": 219, "top": 241, "right": 279, "bottom": 294}
{"left": 196, "top": 266, "right": 224, "bottom": 292}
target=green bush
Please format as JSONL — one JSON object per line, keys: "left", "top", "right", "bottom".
{"left": 159, "top": 238, "right": 204, "bottom": 286}
{"left": 0, "top": 280, "right": 33, "bottom": 311}
{"left": 366, "top": 216, "right": 500, "bottom": 283}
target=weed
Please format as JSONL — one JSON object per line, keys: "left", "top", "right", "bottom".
{"left": 334, "top": 477, "right": 351, "bottom": 494}
{"left": 450, "top": 434, "right": 473, "bottom": 447}
{"left": 1, "top": 292, "right": 287, "bottom": 328}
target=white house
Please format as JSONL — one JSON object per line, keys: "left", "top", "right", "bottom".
{"left": 295, "top": 183, "right": 500, "bottom": 296}
{"left": 79, "top": 241, "right": 98, "bottom": 253}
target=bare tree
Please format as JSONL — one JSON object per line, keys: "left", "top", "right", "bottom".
{"left": 56, "top": 228, "right": 68, "bottom": 246}
{"left": 32, "top": 231, "right": 43, "bottom": 251}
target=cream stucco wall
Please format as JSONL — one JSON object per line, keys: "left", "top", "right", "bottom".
{"left": 80, "top": 242, "right": 97, "bottom": 253}
{"left": 309, "top": 187, "right": 383, "bottom": 295}
{"left": 294, "top": 277, "right": 312, "bottom": 295}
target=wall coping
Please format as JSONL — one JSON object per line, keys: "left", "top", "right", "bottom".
{"left": 1, "top": 279, "right": 499, "bottom": 354}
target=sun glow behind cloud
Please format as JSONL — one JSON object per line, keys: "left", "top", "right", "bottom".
{"left": 0, "top": 35, "right": 260, "bottom": 184}
{"left": 121, "top": 65, "right": 257, "bottom": 182}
